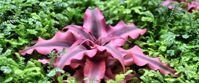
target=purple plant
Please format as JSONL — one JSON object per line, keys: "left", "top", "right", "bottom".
{"left": 162, "top": 0, "right": 199, "bottom": 11}
{"left": 20, "top": 8, "right": 176, "bottom": 83}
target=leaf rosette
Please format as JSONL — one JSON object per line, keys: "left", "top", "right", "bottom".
{"left": 20, "top": 8, "right": 176, "bottom": 83}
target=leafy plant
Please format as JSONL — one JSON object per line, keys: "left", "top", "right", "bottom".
{"left": 0, "top": 53, "right": 50, "bottom": 83}
{"left": 20, "top": 8, "right": 176, "bottom": 82}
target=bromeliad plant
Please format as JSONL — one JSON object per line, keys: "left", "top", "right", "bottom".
{"left": 162, "top": 0, "right": 199, "bottom": 11}
{"left": 20, "top": 8, "right": 176, "bottom": 83}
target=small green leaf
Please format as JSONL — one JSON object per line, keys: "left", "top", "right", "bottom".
{"left": 182, "top": 34, "right": 189, "bottom": 39}
{"left": 31, "top": 13, "right": 41, "bottom": 20}
{"left": 47, "top": 68, "right": 64, "bottom": 77}
{"left": 0, "top": 66, "right": 12, "bottom": 74}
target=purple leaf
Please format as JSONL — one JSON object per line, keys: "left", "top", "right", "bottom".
{"left": 69, "top": 60, "right": 85, "bottom": 69}
{"left": 55, "top": 45, "right": 97, "bottom": 69}
{"left": 123, "top": 53, "right": 134, "bottom": 66}
{"left": 73, "top": 69, "right": 84, "bottom": 83}
{"left": 188, "top": 0, "right": 199, "bottom": 11}
{"left": 83, "top": 8, "right": 108, "bottom": 38}
{"left": 20, "top": 31, "right": 76, "bottom": 55}
{"left": 107, "top": 21, "right": 146, "bottom": 46}
{"left": 84, "top": 59, "right": 106, "bottom": 83}
{"left": 128, "top": 45, "right": 177, "bottom": 76}
{"left": 62, "top": 25, "right": 94, "bottom": 41}
{"left": 97, "top": 44, "right": 125, "bottom": 71}
{"left": 104, "top": 68, "right": 115, "bottom": 80}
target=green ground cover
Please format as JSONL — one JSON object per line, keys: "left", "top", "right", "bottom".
{"left": 0, "top": 0, "right": 199, "bottom": 83}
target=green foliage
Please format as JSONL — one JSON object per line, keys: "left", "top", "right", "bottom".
{"left": 1, "top": 0, "right": 199, "bottom": 82}
{"left": 0, "top": 53, "right": 50, "bottom": 83}
{"left": 107, "top": 70, "right": 132, "bottom": 83}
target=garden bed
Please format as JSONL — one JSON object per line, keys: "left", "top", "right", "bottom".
{"left": 0, "top": 0, "right": 199, "bottom": 83}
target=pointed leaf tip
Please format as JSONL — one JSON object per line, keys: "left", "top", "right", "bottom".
{"left": 107, "top": 22, "right": 146, "bottom": 46}
{"left": 129, "top": 45, "right": 176, "bottom": 76}
{"left": 20, "top": 31, "right": 75, "bottom": 55}
{"left": 83, "top": 7, "right": 107, "bottom": 39}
